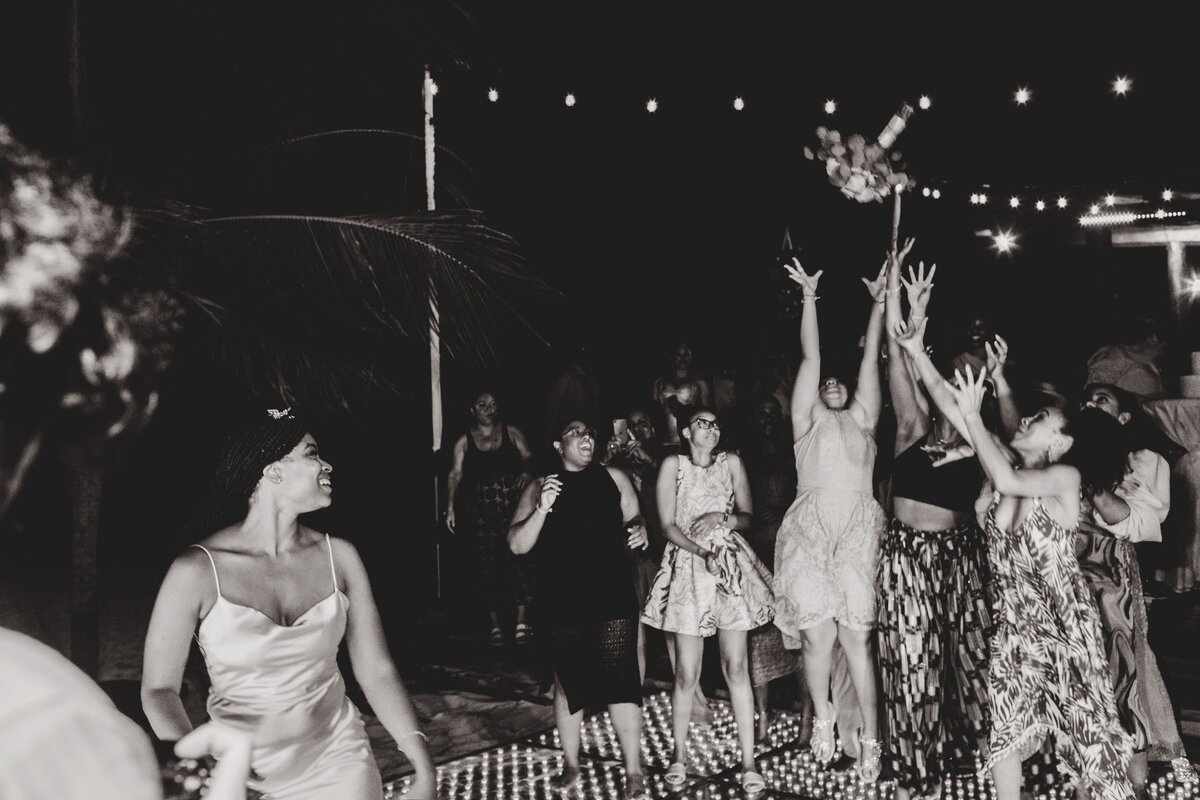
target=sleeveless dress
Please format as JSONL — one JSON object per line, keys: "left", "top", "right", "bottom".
{"left": 534, "top": 465, "right": 642, "bottom": 714}
{"left": 981, "top": 495, "right": 1133, "bottom": 799}
{"left": 774, "top": 407, "right": 886, "bottom": 644}
{"left": 192, "top": 537, "right": 383, "bottom": 800}
{"left": 459, "top": 425, "right": 534, "bottom": 608}
{"left": 641, "top": 453, "right": 774, "bottom": 637}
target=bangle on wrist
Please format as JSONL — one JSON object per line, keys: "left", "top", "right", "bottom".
{"left": 536, "top": 503, "right": 552, "bottom": 514}
{"left": 398, "top": 730, "right": 429, "bottom": 746}
{"left": 802, "top": 294, "right": 819, "bottom": 303}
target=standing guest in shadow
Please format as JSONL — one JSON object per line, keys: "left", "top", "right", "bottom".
{"left": 446, "top": 389, "right": 535, "bottom": 646}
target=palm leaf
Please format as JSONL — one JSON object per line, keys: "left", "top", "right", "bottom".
{"left": 180, "top": 208, "right": 556, "bottom": 411}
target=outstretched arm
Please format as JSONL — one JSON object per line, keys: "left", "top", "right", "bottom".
{"left": 986, "top": 336, "right": 1021, "bottom": 438}
{"left": 885, "top": 242, "right": 930, "bottom": 446}
{"left": 850, "top": 261, "right": 889, "bottom": 431}
{"left": 895, "top": 318, "right": 974, "bottom": 446}
{"left": 785, "top": 258, "right": 823, "bottom": 440}
{"left": 952, "top": 366, "right": 1080, "bottom": 499}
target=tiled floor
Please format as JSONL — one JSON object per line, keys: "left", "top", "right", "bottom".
{"left": 380, "top": 691, "right": 1200, "bottom": 800}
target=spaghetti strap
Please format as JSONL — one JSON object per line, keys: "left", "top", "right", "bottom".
{"left": 324, "top": 534, "right": 338, "bottom": 593}
{"left": 190, "top": 544, "right": 222, "bottom": 598}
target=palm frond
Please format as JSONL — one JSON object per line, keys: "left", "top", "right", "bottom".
{"left": 179, "top": 208, "right": 556, "bottom": 412}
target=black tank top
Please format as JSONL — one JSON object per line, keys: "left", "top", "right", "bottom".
{"left": 463, "top": 425, "right": 524, "bottom": 485}
{"left": 535, "top": 464, "right": 638, "bottom": 630}
{"left": 890, "top": 433, "right": 981, "bottom": 514}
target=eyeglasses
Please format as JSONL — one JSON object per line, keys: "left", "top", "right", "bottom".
{"left": 692, "top": 418, "right": 720, "bottom": 431}
{"left": 563, "top": 427, "right": 597, "bottom": 440}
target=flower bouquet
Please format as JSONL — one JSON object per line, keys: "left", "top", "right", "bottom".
{"left": 804, "top": 103, "right": 914, "bottom": 203}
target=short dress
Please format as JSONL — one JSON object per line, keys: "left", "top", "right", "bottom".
{"left": 982, "top": 494, "right": 1133, "bottom": 799}
{"left": 774, "top": 406, "right": 886, "bottom": 645}
{"left": 641, "top": 453, "right": 774, "bottom": 637}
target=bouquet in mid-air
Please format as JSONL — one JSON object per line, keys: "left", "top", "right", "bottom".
{"left": 804, "top": 103, "right": 913, "bottom": 203}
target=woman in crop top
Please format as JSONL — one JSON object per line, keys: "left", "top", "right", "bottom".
{"left": 877, "top": 248, "right": 995, "bottom": 800}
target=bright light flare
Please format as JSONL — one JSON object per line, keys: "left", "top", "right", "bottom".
{"left": 993, "top": 230, "right": 1017, "bottom": 254}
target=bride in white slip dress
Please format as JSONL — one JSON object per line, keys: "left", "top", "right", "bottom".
{"left": 142, "top": 410, "right": 436, "bottom": 800}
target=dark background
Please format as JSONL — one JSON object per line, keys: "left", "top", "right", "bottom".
{"left": 2, "top": 3, "right": 1197, "bottom": 647}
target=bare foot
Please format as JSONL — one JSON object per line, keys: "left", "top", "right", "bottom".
{"left": 755, "top": 710, "right": 770, "bottom": 743}
{"left": 551, "top": 765, "right": 581, "bottom": 791}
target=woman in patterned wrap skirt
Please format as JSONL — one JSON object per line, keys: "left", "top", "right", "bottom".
{"left": 878, "top": 250, "right": 993, "bottom": 800}
{"left": 897, "top": 324, "right": 1134, "bottom": 800}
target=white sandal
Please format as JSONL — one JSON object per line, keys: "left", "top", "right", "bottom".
{"left": 856, "top": 736, "right": 882, "bottom": 784}
{"left": 664, "top": 761, "right": 687, "bottom": 787}
{"left": 741, "top": 769, "right": 766, "bottom": 795}
{"left": 810, "top": 717, "right": 836, "bottom": 765}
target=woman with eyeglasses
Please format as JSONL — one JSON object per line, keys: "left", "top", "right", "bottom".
{"left": 641, "top": 408, "right": 775, "bottom": 795}
{"left": 508, "top": 419, "right": 650, "bottom": 798}
{"left": 772, "top": 257, "right": 890, "bottom": 783}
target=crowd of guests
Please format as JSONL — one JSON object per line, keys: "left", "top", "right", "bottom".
{"left": 438, "top": 242, "right": 1199, "bottom": 800}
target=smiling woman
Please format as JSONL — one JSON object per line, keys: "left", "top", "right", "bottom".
{"left": 140, "top": 409, "right": 437, "bottom": 800}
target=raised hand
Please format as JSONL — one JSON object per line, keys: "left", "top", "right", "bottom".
{"left": 893, "top": 236, "right": 916, "bottom": 267}
{"left": 900, "top": 261, "right": 937, "bottom": 319}
{"left": 986, "top": 334, "right": 1009, "bottom": 379}
{"left": 538, "top": 475, "right": 563, "bottom": 513}
{"left": 862, "top": 260, "right": 889, "bottom": 302}
{"left": 922, "top": 441, "right": 975, "bottom": 468}
{"left": 783, "top": 257, "right": 823, "bottom": 296}
{"left": 949, "top": 364, "right": 988, "bottom": 416}
{"left": 893, "top": 317, "right": 928, "bottom": 353}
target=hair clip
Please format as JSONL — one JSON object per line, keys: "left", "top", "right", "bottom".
{"left": 267, "top": 408, "right": 294, "bottom": 420}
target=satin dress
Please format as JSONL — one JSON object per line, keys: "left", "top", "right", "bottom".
{"left": 193, "top": 537, "right": 383, "bottom": 800}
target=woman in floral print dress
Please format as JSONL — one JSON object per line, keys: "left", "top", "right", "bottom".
{"left": 896, "top": 323, "right": 1133, "bottom": 800}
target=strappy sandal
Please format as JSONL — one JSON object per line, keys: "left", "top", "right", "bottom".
{"left": 741, "top": 770, "right": 766, "bottom": 795}
{"left": 810, "top": 717, "right": 836, "bottom": 765}
{"left": 855, "top": 736, "right": 882, "bottom": 784}
{"left": 1173, "top": 757, "right": 1199, "bottom": 784}
{"left": 664, "top": 762, "right": 687, "bottom": 787}
{"left": 489, "top": 625, "right": 504, "bottom": 646}
{"left": 515, "top": 621, "right": 533, "bottom": 644}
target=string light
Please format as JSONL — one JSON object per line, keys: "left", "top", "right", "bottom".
{"left": 1113, "top": 76, "right": 1132, "bottom": 95}
{"left": 919, "top": 95, "right": 932, "bottom": 110}
{"left": 733, "top": 96, "right": 745, "bottom": 111}
{"left": 932, "top": 189, "right": 941, "bottom": 199}
{"left": 1163, "top": 189, "right": 1174, "bottom": 202}
{"left": 1057, "top": 196, "right": 1069, "bottom": 208}
{"left": 1010, "top": 196, "right": 1021, "bottom": 208}
{"left": 1105, "top": 194, "right": 1116, "bottom": 206}
{"left": 429, "top": 81, "right": 439, "bottom": 96}
{"left": 823, "top": 99, "right": 837, "bottom": 114}
{"left": 565, "top": 93, "right": 576, "bottom": 107}
{"left": 994, "top": 230, "right": 1017, "bottom": 253}
{"left": 1090, "top": 204, "right": 1101, "bottom": 215}
{"left": 1079, "top": 210, "right": 1186, "bottom": 226}
{"left": 922, "top": 187, "right": 931, "bottom": 197}
{"left": 979, "top": 193, "right": 989, "bottom": 204}
{"left": 970, "top": 193, "right": 980, "bottom": 204}
{"left": 487, "top": 88, "right": 499, "bottom": 102}
{"left": 1015, "top": 87, "right": 1031, "bottom": 105}
{"left": 1036, "top": 200, "right": 1046, "bottom": 211}
{"left": 646, "top": 98, "right": 658, "bottom": 113}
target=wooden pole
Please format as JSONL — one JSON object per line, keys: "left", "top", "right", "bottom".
{"left": 424, "top": 66, "right": 442, "bottom": 600}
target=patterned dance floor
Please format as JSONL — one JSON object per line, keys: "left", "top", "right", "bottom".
{"left": 383, "top": 691, "right": 1200, "bottom": 799}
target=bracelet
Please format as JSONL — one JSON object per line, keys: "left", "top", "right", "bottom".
{"left": 802, "top": 294, "right": 819, "bottom": 303}
{"left": 536, "top": 503, "right": 553, "bottom": 514}
{"left": 398, "top": 730, "right": 429, "bottom": 745}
